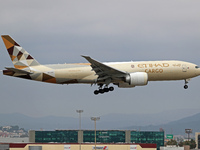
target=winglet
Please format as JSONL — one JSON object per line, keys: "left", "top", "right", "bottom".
{"left": 81, "top": 55, "right": 90, "bottom": 59}
{"left": 81, "top": 55, "right": 94, "bottom": 64}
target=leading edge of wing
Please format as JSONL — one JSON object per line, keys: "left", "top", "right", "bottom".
{"left": 81, "top": 55, "right": 127, "bottom": 77}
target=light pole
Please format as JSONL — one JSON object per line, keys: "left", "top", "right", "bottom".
{"left": 91, "top": 117, "right": 100, "bottom": 150}
{"left": 76, "top": 110, "right": 83, "bottom": 150}
{"left": 185, "top": 129, "right": 192, "bottom": 141}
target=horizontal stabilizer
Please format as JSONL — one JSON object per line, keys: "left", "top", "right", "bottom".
{"left": 5, "top": 67, "right": 32, "bottom": 75}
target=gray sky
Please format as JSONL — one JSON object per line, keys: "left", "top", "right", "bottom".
{"left": 0, "top": 0, "right": 200, "bottom": 119}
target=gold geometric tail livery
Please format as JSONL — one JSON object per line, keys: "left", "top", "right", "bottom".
{"left": 2, "top": 35, "right": 40, "bottom": 69}
{"left": 2, "top": 35, "right": 200, "bottom": 95}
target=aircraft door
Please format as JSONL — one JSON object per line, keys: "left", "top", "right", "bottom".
{"left": 182, "top": 64, "right": 187, "bottom": 72}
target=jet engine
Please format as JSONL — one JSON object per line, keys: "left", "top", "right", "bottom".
{"left": 126, "top": 72, "right": 148, "bottom": 86}
{"left": 117, "top": 72, "right": 148, "bottom": 88}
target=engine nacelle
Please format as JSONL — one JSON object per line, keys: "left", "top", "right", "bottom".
{"left": 125, "top": 72, "right": 148, "bottom": 86}
{"left": 117, "top": 82, "right": 136, "bottom": 88}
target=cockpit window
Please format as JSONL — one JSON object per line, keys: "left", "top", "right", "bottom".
{"left": 195, "top": 66, "right": 199, "bottom": 69}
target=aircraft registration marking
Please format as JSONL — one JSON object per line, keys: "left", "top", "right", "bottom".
{"left": 172, "top": 64, "right": 181, "bottom": 67}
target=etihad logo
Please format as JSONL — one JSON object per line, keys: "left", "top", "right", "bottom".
{"left": 137, "top": 63, "right": 169, "bottom": 68}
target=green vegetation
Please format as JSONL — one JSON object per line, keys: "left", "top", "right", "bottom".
{"left": 179, "top": 139, "right": 196, "bottom": 149}
{"left": 166, "top": 139, "right": 196, "bottom": 149}
{"left": 166, "top": 139, "right": 177, "bottom": 145}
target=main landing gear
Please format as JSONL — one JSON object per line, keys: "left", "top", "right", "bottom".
{"left": 94, "top": 84, "right": 114, "bottom": 95}
{"left": 184, "top": 79, "right": 189, "bottom": 89}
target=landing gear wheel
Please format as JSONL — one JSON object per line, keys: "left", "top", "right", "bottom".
{"left": 184, "top": 85, "right": 188, "bottom": 89}
{"left": 99, "top": 89, "right": 104, "bottom": 94}
{"left": 109, "top": 86, "right": 114, "bottom": 91}
{"left": 94, "top": 90, "right": 99, "bottom": 95}
{"left": 94, "top": 84, "right": 114, "bottom": 95}
{"left": 104, "top": 88, "right": 109, "bottom": 92}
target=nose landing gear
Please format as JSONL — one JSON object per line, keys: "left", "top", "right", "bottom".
{"left": 94, "top": 84, "right": 114, "bottom": 95}
{"left": 184, "top": 79, "right": 189, "bottom": 89}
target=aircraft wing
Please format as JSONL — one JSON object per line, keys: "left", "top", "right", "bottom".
{"left": 82, "top": 56, "right": 127, "bottom": 82}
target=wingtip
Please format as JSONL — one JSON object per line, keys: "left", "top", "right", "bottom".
{"left": 81, "top": 55, "right": 90, "bottom": 58}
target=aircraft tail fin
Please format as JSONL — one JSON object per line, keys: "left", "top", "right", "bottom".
{"left": 1, "top": 35, "right": 40, "bottom": 70}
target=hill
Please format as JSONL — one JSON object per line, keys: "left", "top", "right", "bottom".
{"left": 0, "top": 110, "right": 199, "bottom": 135}
{"left": 125, "top": 113, "right": 200, "bottom": 135}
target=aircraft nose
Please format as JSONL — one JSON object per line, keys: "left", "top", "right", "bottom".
{"left": 195, "top": 67, "right": 200, "bottom": 76}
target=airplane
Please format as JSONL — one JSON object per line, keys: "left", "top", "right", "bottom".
{"left": 1, "top": 35, "right": 200, "bottom": 95}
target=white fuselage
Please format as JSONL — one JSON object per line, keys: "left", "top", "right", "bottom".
{"left": 28, "top": 60, "right": 200, "bottom": 84}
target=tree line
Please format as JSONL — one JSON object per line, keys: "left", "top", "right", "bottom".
{"left": 166, "top": 139, "right": 196, "bottom": 149}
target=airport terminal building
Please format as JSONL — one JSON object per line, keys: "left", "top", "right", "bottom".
{"left": 29, "top": 130, "right": 164, "bottom": 150}
{"left": 2, "top": 143, "right": 157, "bottom": 150}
